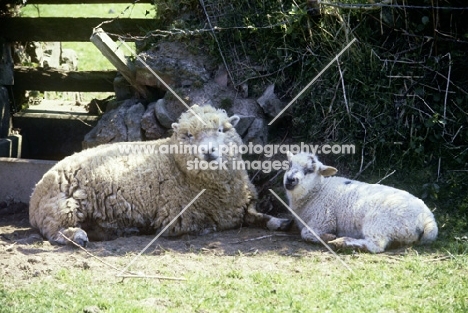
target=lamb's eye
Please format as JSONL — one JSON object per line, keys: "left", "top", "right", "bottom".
{"left": 304, "top": 167, "right": 314, "bottom": 175}
{"left": 218, "top": 127, "right": 223, "bottom": 133}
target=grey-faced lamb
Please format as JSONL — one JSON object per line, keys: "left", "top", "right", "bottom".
{"left": 29, "top": 105, "right": 291, "bottom": 247}
{"left": 283, "top": 152, "right": 438, "bottom": 253}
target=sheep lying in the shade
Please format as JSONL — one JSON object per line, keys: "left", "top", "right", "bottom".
{"left": 29, "top": 105, "right": 291, "bottom": 247}
{"left": 283, "top": 152, "right": 438, "bottom": 253}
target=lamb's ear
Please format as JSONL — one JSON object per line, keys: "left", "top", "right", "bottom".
{"left": 228, "top": 115, "right": 240, "bottom": 128}
{"left": 286, "top": 151, "right": 294, "bottom": 161}
{"left": 171, "top": 123, "right": 179, "bottom": 133}
{"left": 319, "top": 165, "right": 338, "bottom": 177}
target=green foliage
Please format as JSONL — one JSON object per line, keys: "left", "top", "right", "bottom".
{"left": 142, "top": 0, "right": 467, "bottom": 230}
{"left": 287, "top": 3, "right": 468, "bottom": 220}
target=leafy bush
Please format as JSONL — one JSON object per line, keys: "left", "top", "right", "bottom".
{"left": 148, "top": 0, "right": 468, "bottom": 232}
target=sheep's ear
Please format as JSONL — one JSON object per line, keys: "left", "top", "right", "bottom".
{"left": 171, "top": 123, "right": 179, "bottom": 133}
{"left": 319, "top": 165, "right": 337, "bottom": 177}
{"left": 228, "top": 115, "right": 240, "bottom": 127}
{"left": 286, "top": 151, "right": 294, "bottom": 161}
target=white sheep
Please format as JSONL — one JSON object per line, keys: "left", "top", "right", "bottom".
{"left": 283, "top": 152, "right": 438, "bottom": 253}
{"left": 29, "top": 105, "right": 291, "bottom": 246}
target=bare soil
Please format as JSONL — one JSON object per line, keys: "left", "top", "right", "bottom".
{"left": 0, "top": 201, "right": 321, "bottom": 287}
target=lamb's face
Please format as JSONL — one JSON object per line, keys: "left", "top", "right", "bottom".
{"left": 284, "top": 152, "right": 319, "bottom": 191}
{"left": 171, "top": 105, "right": 242, "bottom": 168}
{"left": 283, "top": 152, "right": 337, "bottom": 191}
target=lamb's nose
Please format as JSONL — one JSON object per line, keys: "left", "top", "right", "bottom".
{"left": 284, "top": 176, "right": 297, "bottom": 190}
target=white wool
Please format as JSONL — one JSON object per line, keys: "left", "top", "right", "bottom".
{"left": 29, "top": 105, "right": 290, "bottom": 246}
{"left": 284, "top": 152, "right": 438, "bottom": 253}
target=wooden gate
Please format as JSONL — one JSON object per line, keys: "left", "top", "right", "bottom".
{"left": 0, "top": 0, "right": 154, "bottom": 159}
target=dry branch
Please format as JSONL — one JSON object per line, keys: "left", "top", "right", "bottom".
{"left": 58, "top": 231, "right": 187, "bottom": 281}
{"left": 229, "top": 233, "right": 298, "bottom": 244}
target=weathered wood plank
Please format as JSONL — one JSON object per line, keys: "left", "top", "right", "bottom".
{"left": 90, "top": 28, "right": 150, "bottom": 97}
{"left": 25, "top": 0, "right": 153, "bottom": 3}
{"left": 0, "top": 17, "right": 155, "bottom": 42}
{"left": 13, "top": 67, "right": 117, "bottom": 91}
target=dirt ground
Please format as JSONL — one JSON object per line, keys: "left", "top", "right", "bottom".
{"left": 0, "top": 201, "right": 323, "bottom": 287}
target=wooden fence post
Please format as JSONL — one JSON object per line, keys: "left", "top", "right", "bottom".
{"left": 90, "top": 28, "right": 148, "bottom": 99}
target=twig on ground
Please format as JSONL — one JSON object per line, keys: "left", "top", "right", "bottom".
{"left": 422, "top": 255, "right": 452, "bottom": 262}
{"left": 384, "top": 255, "right": 404, "bottom": 262}
{"left": 59, "top": 231, "right": 186, "bottom": 281}
{"left": 230, "top": 233, "right": 298, "bottom": 244}
{"left": 115, "top": 274, "right": 186, "bottom": 281}
{"left": 59, "top": 231, "right": 124, "bottom": 272}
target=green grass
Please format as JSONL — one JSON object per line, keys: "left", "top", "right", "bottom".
{"left": 17, "top": 3, "right": 156, "bottom": 104}
{"left": 20, "top": 3, "right": 155, "bottom": 18}
{"left": 2, "top": 246, "right": 468, "bottom": 313}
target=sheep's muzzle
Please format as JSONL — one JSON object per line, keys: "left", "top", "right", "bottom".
{"left": 284, "top": 176, "right": 298, "bottom": 190}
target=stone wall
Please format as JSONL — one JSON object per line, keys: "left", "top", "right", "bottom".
{"left": 84, "top": 40, "right": 286, "bottom": 148}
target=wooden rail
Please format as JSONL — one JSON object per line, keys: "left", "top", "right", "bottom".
{"left": 0, "top": 17, "right": 155, "bottom": 42}
{"left": 13, "top": 67, "right": 117, "bottom": 92}
{"left": 25, "top": 0, "right": 153, "bottom": 3}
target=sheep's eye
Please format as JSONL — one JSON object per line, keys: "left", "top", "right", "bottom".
{"left": 304, "top": 167, "right": 314, "bottom": 175}
{"left": 183, "top": 132, "right": 193, "bottom": 140}
{"left": 218, "top": 127, "right": 223, "bottom": 133}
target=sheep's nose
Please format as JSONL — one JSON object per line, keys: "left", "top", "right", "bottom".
{"left": 201, "top": 145, "right": 218, "bottom": 161}
{"left": 200, "top": 144, "right": 215, "bottom": 154}
{"left": 204, "top": 153, "right": 218, "bottom": 161}
{"left": 284, "top": 176, "right": 297, "bottom": 190}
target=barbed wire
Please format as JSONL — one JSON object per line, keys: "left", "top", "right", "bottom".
{"left": 321, "top": 1, "right": 468, "bottom": 11}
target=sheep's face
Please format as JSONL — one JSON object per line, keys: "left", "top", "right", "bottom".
{"left": 171, "top": 105, "right": 242, "bottom": 167}
{"left": 284, "top": 152, "right": 337, "bottom": 191}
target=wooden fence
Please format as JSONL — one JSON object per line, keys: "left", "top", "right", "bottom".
{"left": 0, "top": 0, "right": 154, "bottom": 96}
{"left": 0, "top": 0, "right": 155, "bottom": 158}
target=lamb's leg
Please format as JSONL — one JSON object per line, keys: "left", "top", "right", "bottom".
{"left": 245, "top": 204, "right": 293, "bottom": 231}
{"left": 328, "top": 237, "right": 386, "bottom": 253}
{"left": 301, "top": 228, "right": 336, "bottom": 243}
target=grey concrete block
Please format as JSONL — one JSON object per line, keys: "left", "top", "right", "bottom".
{"left": 0, "top": 157, "right": 57, "bottom": 203}
{"left": 0, "top": 135, "right": 21, "bottom": 158}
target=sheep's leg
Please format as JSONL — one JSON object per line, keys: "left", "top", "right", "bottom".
{"left": 301, "top": 228, "right": 336, "bottom": 243}
{"left": 32, "top": 197, "right": 89, "bottom": 247}
{"left": 245, "top": 205, "right": 293, "bottom": 231}
{"left": 48, "top": 227, "right": 89, "bottom": 247}
{"left": 328, "top": 237, "right": 385, "bottom": 253}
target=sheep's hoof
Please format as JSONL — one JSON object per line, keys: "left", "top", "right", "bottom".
{"left": 73, "top": 230, "right": 89, "bottom": 248}
{"left": 279, "top": 218, "right": 294, "bottom": 231}
{"left": 328, "top": 237, "right": 347, "bottom": 249}
{"left": 328, "top": 237, "right": 372, "bottom": 253}
{"left": 267, "top": 217, "right": 293, "bottom": 231}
